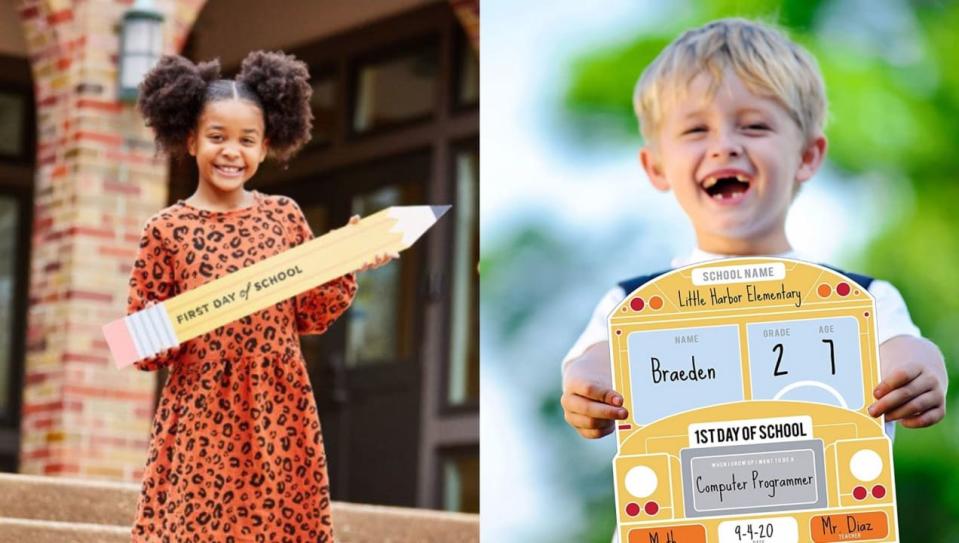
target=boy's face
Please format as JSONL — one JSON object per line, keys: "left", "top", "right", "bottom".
{"left": 640, "top": 69, "right": 826, "bottom": 253}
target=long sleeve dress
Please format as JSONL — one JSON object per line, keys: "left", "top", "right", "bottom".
{"left": 128, "top": 190, "right": 356, "bottom": 543}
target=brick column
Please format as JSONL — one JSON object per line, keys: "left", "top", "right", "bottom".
{"left": 17, "top": 0, "right": 205, "bottom": 482}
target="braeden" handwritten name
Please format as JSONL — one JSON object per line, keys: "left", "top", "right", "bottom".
{"left": 650, "top": 356, "right": 717, "bottom": 384}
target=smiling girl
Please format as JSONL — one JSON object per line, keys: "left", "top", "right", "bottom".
{"left": 129, "top": 51, "right": 390, "bottom": 543}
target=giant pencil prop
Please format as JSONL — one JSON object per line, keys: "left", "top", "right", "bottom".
{"left": 103, "top": 205, "right": 449, "bottom": 369}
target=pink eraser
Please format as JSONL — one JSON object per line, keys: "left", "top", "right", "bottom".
{"left": 103, "top": 318, "right": 138, "bottom": 369}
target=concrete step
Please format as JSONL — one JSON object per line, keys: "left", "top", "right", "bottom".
{"left": 0, "top": 473, "right": 479, "bottom": 542}
{"left": 0, "top": 473, "right": 138, "bottom": 526}
{"left": 334, "top": 502, "right": 480, "bottom": 543}
{"left": 0, "top": 517, "right": 130, "bottom": 543}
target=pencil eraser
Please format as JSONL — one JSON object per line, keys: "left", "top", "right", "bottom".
{"left": 103, "top": 317, "right": 138, "bottom": 370}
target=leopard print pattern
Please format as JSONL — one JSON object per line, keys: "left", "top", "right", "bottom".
{"left": 128, "top": 191, "right": 356, "bottom": 542}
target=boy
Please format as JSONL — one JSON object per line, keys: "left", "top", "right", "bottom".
{"left": 561, "top": 18, "right": 947, "bottom": 442}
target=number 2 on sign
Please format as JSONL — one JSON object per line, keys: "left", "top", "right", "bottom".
{"left": 771, "top": 340, "right": 837, "bottom": 376}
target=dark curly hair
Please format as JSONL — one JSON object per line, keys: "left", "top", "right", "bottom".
{"left": 137, "top": 51, "right": 314, "bottom": 163}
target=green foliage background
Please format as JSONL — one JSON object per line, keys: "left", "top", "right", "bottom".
{"left": 484, "top": 0, "right": 959, "bottom": 540}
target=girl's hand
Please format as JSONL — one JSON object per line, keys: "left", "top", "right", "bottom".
{"left": 357, "top": 251, "right": 399, "bottom": 273}
{"left": 345, "top": 215, "right": 399, "bottom": 272}
{"left": 139, "top": 300, "right": 179, "bottom": 361}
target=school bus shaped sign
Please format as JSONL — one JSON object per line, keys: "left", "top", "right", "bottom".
{"left": 609, "top": 258, "right": 898, "bottom": 543}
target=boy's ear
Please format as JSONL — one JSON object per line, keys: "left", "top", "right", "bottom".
{"left": 639, "top": 146, "right": 670, "bottom": 191}
{"left": 795, "top": 135, "right": 827, "bottom": 183}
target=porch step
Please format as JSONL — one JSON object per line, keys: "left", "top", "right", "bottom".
{"left": 335, "top": 502, "right": 480, "bottom": 542}
{"left": 0, "top": 472, "right": 479, "bottom": 542}
{"left": 0, "top": 473, "right": 138, "bottom": 526}
{"left": 0, "top": 517, "right": 130, "bottom": 543}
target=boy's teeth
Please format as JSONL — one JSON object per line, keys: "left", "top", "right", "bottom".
{"left": 703, "top": 176, "right": 718, "bottom": 189}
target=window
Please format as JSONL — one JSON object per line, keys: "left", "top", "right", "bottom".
{"left": 447, "top": 145, "right": 478, "bottom": 406}
{"left": 352, "top": 40, "right": 439, "bottom": 133}
{"left": 309, "top": 74, "right": 337, "bottom": 147}
{"left": 439, "top": 447, "right": 479, "bottom": 513}
{"left": 0, "top": 196, "right": 16, "bottom": 417}
{"left": 455, "top": 33, "right": 478, "bottom": 108}
{"left": 0, "top": 92, "right": 26, "bottom": 159}
{"left": 344, "top": 182, "right": 420, "bottom": 367}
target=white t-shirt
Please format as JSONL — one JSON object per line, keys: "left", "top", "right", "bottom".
{"left": 562, "top": 249, "right": 921, "bottom": 437}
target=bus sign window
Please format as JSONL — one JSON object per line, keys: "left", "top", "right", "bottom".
{"left": 627, "top": 324, "right": 744, "bottom": 425}
{"left": 746, "top": 317, "right": 864, "bottom": 410}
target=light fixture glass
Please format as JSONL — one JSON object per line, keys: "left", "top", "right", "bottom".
{"left": 118, "top": 0, "right": 164, "bottom": 102}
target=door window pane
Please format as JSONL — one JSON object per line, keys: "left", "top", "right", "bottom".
{"left": 447, "top": 148, "right": 479, "bottom": 405}
{"left": 310, "top": 75, "right": 336, "bottom": 147}
{"left": 456, "top": 43, "right": 479, "bottom": 107}
{"left": 352, "top": 42, "right": 438, "bottom": 133}
{"left": 0, "top": 197, "right": 18, "bottom": 416}
{"left": 301, "top": 205, "right": 329, "bottom": 236}
{"left": 0, "top": 93, "right": 25, "bottom": 157}
{"left": 440, "top": 448, "right": 479, "bottom": 513}
{"left": 346, "top": 186, "right": 403, "bottom": 367}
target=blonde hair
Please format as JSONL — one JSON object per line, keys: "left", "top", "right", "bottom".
{"left": 634, "top": 18, "right": 826, "bottom": 144}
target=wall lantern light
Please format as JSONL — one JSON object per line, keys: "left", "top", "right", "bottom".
{"left": 118, "top": 0, "right": 164, "bottom": 102}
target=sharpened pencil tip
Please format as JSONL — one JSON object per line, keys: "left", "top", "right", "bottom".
{"left": 430, "top": 205, "right": 451, "bottom": 220}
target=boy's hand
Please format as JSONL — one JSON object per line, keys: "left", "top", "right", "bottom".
{"left": 869, "top": 335, "right": 948, "bottom": 428}
{"left": 561, "top": 342, "right": 628, "bottom": 439}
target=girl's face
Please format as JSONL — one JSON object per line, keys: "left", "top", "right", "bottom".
{"left": 187, "top": 99, "right": 269, "bottom": 194}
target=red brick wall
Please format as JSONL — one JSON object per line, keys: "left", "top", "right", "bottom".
{"left": 17, "top": 0, "right": 206, "bottom": 481}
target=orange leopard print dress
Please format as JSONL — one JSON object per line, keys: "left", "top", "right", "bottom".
{"left": 128, "top": 191, "right": 356, "bottom": 543}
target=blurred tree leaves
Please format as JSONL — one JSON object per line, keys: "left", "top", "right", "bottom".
{"left": 563, "top": 0, "right": 959, "bottom": 179}
{"left": 558, "top": 0, "right": 959, "bottom": 539}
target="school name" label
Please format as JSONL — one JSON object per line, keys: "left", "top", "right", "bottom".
{"left": 692, "top": 262, "right": 786, "bottom": 286}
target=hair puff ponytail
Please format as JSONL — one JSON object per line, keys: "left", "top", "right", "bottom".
{"left": 236, "top": 50, "right": 313, "bottom": 162}
{"left": 137, "top": 55, "right": 221, "bottom": 157}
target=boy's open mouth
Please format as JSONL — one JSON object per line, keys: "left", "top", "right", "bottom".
{"left": 702, "top": 175, "right": 750, "bottom": 200}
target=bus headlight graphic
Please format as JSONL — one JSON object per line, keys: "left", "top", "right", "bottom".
{"left": 615, "top": 454, "right": 672, "bottom": 520}
{"left": 625, "top": 465, "right": 658, "bottom": 498}
{"left": 850, "top": 449, "right": 883, "bottom": 481}
{"left": 835, "top": 438, "right": 893, "bottom": 507}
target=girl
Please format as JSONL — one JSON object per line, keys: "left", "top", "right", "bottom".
{"left": 129, "top": 51, "right": 390, "bottom": 542}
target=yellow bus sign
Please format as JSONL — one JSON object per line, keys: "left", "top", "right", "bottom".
{"left": 609, "top": 258, "right": 898, "bottom": 543}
